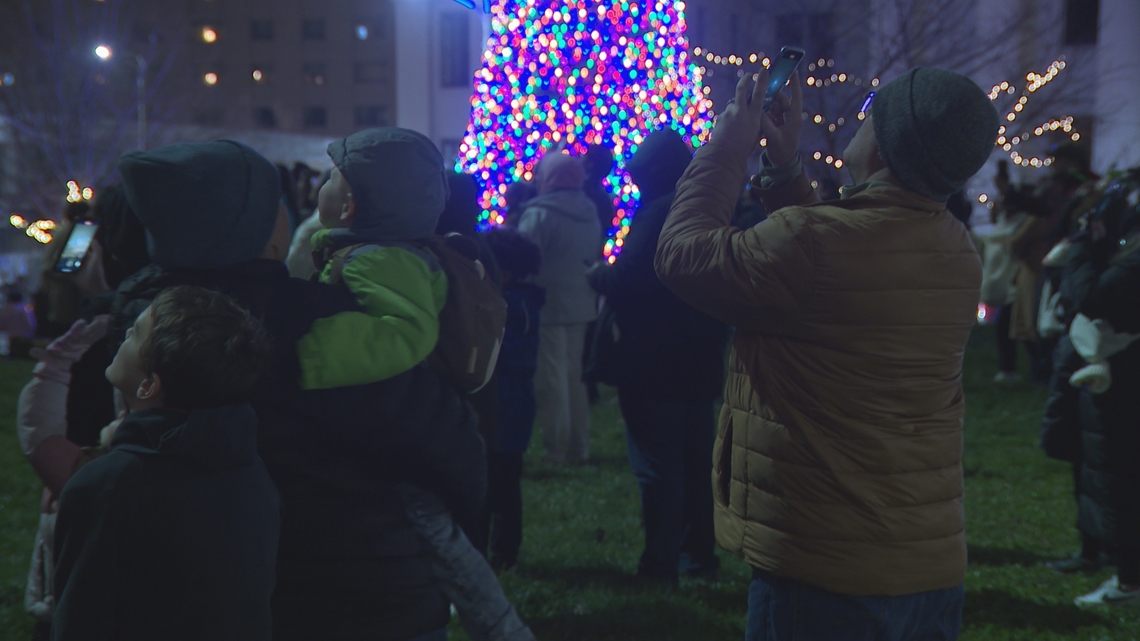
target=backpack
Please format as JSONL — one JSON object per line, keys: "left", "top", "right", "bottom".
{"left": 318, "top": 233, "right": 507, "bottom": 394}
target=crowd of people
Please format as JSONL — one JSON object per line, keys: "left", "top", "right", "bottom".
{"left": 6, "top": 60, "right": 1138, "bottom": 641}
{"left": 978, "top": 139, "right": 1140, "bottom": 607}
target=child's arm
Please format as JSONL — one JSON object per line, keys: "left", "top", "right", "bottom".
{"left": 297, "top": 245, "right": 449, "bottom": 390}
{"left": 18, "top": 317, "right": 109, "bottom": 496}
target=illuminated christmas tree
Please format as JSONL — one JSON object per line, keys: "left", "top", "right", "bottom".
{"left": 458, "top": 0, "right": 713, "bottom": 262}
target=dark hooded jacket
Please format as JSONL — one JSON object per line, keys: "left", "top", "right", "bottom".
{"left": 103, "top": 260, "right": 486, "bottom": 641}
{"left": 52, "top": 405, "right": 280, "bottom": 641}
{"left": 84, "top": 140, "right": 485, "bottom": 640}
{"left": 588, "top": 130, "right": 729, "bottom": 400}
{"left": 1064, "top": 227, "right": 1140, "bottom": 549}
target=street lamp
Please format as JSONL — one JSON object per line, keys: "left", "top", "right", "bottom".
{"left": 93, "top": 44, "right": 147, "bottom": 150}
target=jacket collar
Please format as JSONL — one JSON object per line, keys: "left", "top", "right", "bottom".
{"left": 837, "top": 182, "right": 948, "bottom": 213}
{"left": 110, "top": 404, "right": 260, "bottom": 469}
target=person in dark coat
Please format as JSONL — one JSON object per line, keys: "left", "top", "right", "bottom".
{"left": 1064, "top": 183, "right": 1140, "bottom": 607}
{"left": 482, "top": 227, "right": 545, "bottom": 570}
{"left": 66, "top": 184, "right": 152, "bottom": 448}
{"left": 52, "top": 286, "right": 280, "bottom": 641}
{"left": 587, "top": 128, "right": 730, "bottom": 584}
{"left": 583, "top": 144, "right": 617, "bottom": 240}
{"left": 87, "top": 140, "right": 487, "bottom": 641}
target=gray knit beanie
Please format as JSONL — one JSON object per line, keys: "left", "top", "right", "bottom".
{"left": 872, "top": 68, "right": 999, "bottom": 201}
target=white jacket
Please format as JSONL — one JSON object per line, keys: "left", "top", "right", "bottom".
{"left": 519, "top": 190, "right": 601, "bottom": 325}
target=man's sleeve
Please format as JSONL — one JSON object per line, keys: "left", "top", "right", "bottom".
{"left": 296, "top": 246, "right": 447, "bottom": 390}
{"left": 654, "top": 142, "right": 815, "bottom": 333}
{"left": 517, "top": 207, "right": 546, "bottom": 247}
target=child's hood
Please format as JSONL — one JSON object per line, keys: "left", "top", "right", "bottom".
{"left": 327, "top": 127, "right": 450, "bottom": 242}
{"left": 110, "top": 404, "right": 260, "bottom": 470}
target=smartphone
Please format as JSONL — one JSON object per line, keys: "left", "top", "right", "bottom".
{"left": 758, "top": 46, "right": 806, "bottom": 112}
{"left": 54, "top": 219, "right": 99, "bottom": 273}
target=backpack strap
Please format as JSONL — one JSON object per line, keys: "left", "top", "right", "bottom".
{"left": 313, "top": 243, "right": 368, "bottom": 285}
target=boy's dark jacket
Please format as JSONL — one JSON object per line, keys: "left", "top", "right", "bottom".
{"left": 497, "top": 282, "right": 545, "bottom": 453}
{"left": 100, "top": 259, "right": 486, "bottom": 641}
{"left": 52, "top": 404, "right": 280, "bottom": 641}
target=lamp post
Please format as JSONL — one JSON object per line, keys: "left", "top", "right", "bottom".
{"left": 94, "top": 45, "right": 147, "bottom": 150}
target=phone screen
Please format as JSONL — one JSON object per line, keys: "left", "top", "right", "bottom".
{"left": 54, "top": 220, "right": 99, "bottom": 273}
{"left": 762, "top": 47, "right": 805, "bottom": 112}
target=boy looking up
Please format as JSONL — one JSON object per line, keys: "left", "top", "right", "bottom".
{"left": 52, "top": 286, "right": 280, "bottom": 641}
{"left": 298, "top": 127, "right": 451, "bottom": 390}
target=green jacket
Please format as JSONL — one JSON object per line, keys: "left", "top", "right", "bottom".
{"left": 297, "top": 229, "right": 448, "bottom": 390}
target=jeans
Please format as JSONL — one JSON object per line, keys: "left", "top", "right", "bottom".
{"left": 397, "top": 485, "right": 535, "bottom": 641}
{"left": 487, "top": 451, "right": 524, "bottom": 567}
{"left": 618, "top": 392, "right": 718, "bottom": 578}
{"left": 746, "top": 569, "right": 963, "bottom": 641}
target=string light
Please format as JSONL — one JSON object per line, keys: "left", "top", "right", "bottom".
{"left": 692, "top": 45, "right": 764, "bottom": 68}
{"left": 988, "top": 59, "right": 1078, "bottom": 168}
{"left": 201, "top": 27, "right": 218, "bottom": 43}
{"left": 203, "top": 72, "right": 218, "bottom": 85}
{"left": 459, "top": 0, "right": 712, "bottom": 262}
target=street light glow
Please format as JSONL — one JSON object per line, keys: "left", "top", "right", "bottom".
{"left": 94, "top": 45, "right": 112, "bottom": 59}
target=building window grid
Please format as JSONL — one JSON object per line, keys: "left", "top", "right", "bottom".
{"left": 250, "top": 19, "right": 273, "bottom": 41}
{"left": 302, "top": 19, "right": 326, "bottom": 40}
{"left": 303, "top": 106, "right": 327, "bottom": 127}
{"left": 439, "top": 14, "right": 470, "bottom": 88}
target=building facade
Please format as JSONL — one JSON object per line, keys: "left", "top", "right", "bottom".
{"left": 170, "top": 0, "right": 486, "bottom": 163}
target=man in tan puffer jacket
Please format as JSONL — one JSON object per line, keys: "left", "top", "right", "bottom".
{"left": 655, "top": 67, "right": 997, "bottom": 640}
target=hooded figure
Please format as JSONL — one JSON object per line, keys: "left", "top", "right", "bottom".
{"left": 518, "top": 152, "right": 600, "bottom": 464}
{"left": 587, "top": 129, "right": 730, "bottom": 583}
{"left": 119, "top": 140, "right": 281, "bottom": 271}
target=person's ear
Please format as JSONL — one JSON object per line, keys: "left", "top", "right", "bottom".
{"left": 340, "top": 193, "right": 356, "bottom": 226}
{"left": 136, "top": 373, "right": 163, "bottom": 402}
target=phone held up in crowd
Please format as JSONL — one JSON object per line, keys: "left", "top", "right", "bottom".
{"left": 53, "top": 219, "right": 100, "bottom": 274}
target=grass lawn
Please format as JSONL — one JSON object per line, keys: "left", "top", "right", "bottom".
{"left": 1, "top": 326, "right": 1138, "bottom": 640}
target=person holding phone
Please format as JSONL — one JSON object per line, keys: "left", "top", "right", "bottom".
{"left": 655, "top": 65, "right": 999, "bottom": 640}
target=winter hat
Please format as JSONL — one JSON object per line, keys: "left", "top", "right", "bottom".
{"left": 871, "top": 68, "right": 999, "bottom": 201}
{"left": 327, "top": 127, "right": 448, "bottom": 241}
{"left": 536, "top": 152, "right": 585, "bottom": 195}
{"left": 625, "top": 129, "right": 692, "bottom": 201}
{"left": 118, "top": 141, "right": 281, "bottom": 270}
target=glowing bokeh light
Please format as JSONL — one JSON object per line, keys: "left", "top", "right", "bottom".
{"left": 458, "top": 0, "right": 712, "bottom": 260}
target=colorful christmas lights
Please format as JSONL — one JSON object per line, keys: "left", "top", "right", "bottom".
{"left": 459, "top": 0, "right": 713, "bottom": 262}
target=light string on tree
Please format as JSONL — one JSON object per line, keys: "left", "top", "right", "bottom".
{"left": 690, "top": 48, "right": 1079, "bottom": 191}
{"left": 691, "top": 46, "right": 769, "bottom": 68}
{"left": 459, "top": 0, "right": 713, "bottom": 263}
{"left": 989, "top": 59, "right": 1078, "bottom": 169}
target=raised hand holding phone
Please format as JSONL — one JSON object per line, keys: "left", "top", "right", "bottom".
{"left": 711, "top": 66, "right": 803, "bottom": 166}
